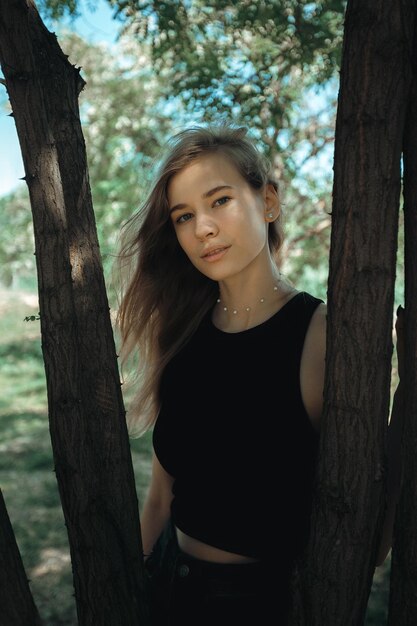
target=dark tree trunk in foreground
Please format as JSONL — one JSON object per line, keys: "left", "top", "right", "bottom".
{"left": 388, "top": 13, "right": 417, "bottom": 624}
{"left": 0, "top": 1, "right": 149, "bottom": 624}
{"left": 0, "top": 489, "right": 42, "bottom": 626}
{"left": 290, "top": 2, "right": 415, "bottom": 624}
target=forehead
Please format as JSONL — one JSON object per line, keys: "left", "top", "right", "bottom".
{"left": 167, "top": 153, "right": 245, "bottom": 203}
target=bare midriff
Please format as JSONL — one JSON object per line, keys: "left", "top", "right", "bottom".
{"left": 175, "top": 527, "right": 260, "bottom": 564}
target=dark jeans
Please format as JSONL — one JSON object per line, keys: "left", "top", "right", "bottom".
{"left": 145, "top": 520, "right": 290, "bottom": 626}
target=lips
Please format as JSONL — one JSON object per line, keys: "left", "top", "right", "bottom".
{"left": 201, "top": 245, "right": 229, "bottom": 259}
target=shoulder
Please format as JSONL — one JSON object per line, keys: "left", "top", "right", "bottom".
{"left": 309, "top": 300, "right": 327, "bottom": 335}
{"left": 304, "top": 298, "right": 327, "bottom": 362}
{"left": 303, "top": 300, "right": 327, "bottom": 371}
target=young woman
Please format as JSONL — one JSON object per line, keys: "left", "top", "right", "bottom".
{"left": 116, "top": 123, "right": 398, "bottom": 625}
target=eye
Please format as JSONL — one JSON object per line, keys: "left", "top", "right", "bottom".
{"left": 175, "top": 212, "right": 193, "bottom": 224}
{"left": 213, "top": 196, "right": 231, "bottom": 207}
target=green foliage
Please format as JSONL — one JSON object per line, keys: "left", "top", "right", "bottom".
{"left": 36, "top": 0, "right": 83, "bottom": 20}
{"left": 114, "top": 1, "right": 345, "bottom": 130}
{"left": 0, "top": 188, "right": 35, "bottom": 288}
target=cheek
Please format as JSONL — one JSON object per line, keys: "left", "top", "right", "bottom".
{"left": 243, "top": 209, "right": 267, "bottom": 241}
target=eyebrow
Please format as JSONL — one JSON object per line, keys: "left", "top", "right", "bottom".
{"left": 169, "top": 185, "right": 234, "bottom": 215}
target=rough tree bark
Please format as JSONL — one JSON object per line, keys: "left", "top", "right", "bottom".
{"left": 0, "top": 1, "right": 149, "bottom": 624}
{"left": 290, "top": 1, "right": 415, "bottom": 624}
{"left": 0, "top": 488, "right": 42, "bottom": 626}
{"left": 388, "top": 11, "right": 417, "bottom": 624}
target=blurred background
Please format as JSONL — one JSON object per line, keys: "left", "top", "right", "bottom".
{"left": 0, "top": 1, "right": 401, "bottom": 623}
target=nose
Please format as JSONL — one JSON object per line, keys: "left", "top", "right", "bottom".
{"left": 194, "top": 213, "right": 218, "bottom": 240}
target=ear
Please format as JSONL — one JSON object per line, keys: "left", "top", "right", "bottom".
{"left": 263, "top": 183, "right": 280, "bottom": 223}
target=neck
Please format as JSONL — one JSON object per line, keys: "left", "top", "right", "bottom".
{"left": 217, "top": 283, "right": 280, "bottom": 316}
{"left": 214, "top": 276, "right": 295, "bottom": 333}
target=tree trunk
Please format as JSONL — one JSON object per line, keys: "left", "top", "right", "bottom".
{"left": 388, "top": 12, "right": 417, "bottom": 623}
{"left": 0, "top": 2, "right": 149, "bottom": 624}
{"left": 0, "top": 488, "right": 42, "bottom": 626}
{"left": 289, "top": 1, "right": 414, "bottom": 624}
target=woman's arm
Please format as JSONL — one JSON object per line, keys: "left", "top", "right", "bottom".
{"left": 140, "top": 452, "right": 175, "bottom": 559}
{"left": 300, "top": 302, "right": 327, "bottom": 430}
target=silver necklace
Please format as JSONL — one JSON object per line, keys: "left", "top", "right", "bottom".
{"left": 216, "top": 285, "right": 279, "bottom": 315}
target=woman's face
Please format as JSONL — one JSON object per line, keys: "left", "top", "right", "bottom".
{"left": 167, "top": 153, "right": 277, "bottom": 282}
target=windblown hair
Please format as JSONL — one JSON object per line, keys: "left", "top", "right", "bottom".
{"left": 116, "top": 122, "right": 284, "bottom": 436}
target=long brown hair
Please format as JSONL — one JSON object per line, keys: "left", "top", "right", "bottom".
{"left": 116, "top": 122, "right": 284, "bottom": 436}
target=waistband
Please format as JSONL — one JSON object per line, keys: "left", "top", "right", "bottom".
{"left": 171, "top": 549, "right": 283, "bottom": 603}
{"left": 173, "top": 548, "right": 271, "bottom": 585}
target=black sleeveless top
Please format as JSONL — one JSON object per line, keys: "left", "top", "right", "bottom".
{"left": 153, "top": 291, "right": 323, "bottom": 563}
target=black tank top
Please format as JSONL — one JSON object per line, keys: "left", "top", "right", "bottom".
{"left": 153, "top": 291, "right": 323, "bottom": 562}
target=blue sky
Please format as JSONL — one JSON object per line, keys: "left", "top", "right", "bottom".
{"left": 0, "top": 0, "right": 118, "bottom": 197}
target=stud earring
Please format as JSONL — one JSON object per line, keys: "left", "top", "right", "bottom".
{"left": 267, "top": 212, "right": 273, "bottom": 219}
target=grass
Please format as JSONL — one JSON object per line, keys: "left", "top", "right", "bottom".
{"left": 0, "top": 288, "right": 391, "bottom": 624}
